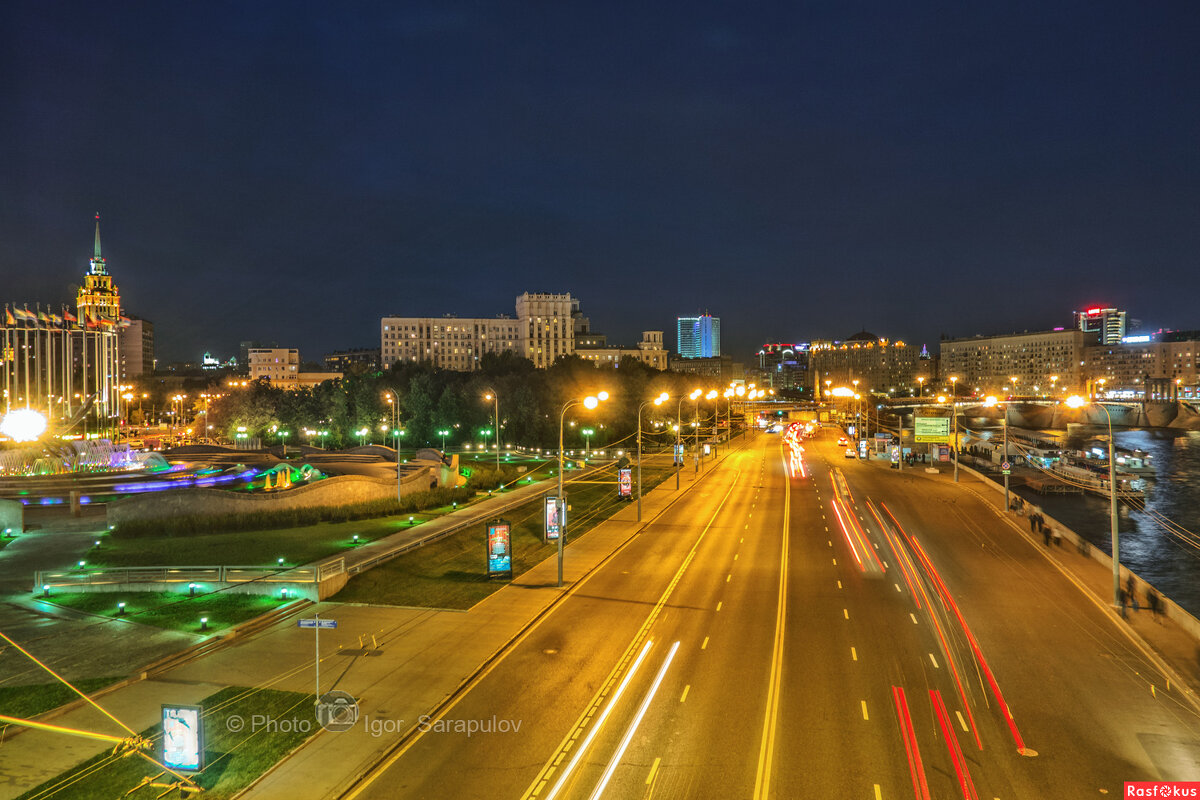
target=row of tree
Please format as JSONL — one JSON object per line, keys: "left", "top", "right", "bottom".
{"left": 205, "top": 353, "right": 747, "bottom": 451}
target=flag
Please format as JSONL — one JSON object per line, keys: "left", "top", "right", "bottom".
{"left": 119, "top": 316, "right": 132, "bottom": 328}
{"left": 49, "top": 313, "right": 63, "bottom": 328}
{"left": 37, "top": 310, "right": 50, "bottom": 325}
{"left": 14, "top": 307, "right": 35, "bottom": 323}
{"left": 62, "top": 308, "right": 77, "bottom": 323}
{"left": 3, "top": 307, "right": 13, "bottom": 326}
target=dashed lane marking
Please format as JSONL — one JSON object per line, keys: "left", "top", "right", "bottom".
{"left": 910, "top": 613, "right": 919, "bottom": 624}
{"left": 701, "top": 637, "right": 710, "bottom": 650}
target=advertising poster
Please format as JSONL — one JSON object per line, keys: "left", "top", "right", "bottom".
{"left": 486, "top": 519, "right": 513, "bottom": 578}
{"left": 162, "top": 705, "right": 204, "bottom": 772}
{"left": 913, "top": 416, "right": 951, "bottom": 443}
{"left": 544, "top": 495, "right": 563, "bottom": 541}
{"left": 617, "top": 468, "right": 632, "bottom": 498}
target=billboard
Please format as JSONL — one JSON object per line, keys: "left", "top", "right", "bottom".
{"left": 913, "top": 416, "right": 951, "bottom": 443}
{"left": 544, "top": 495, "right": 563, "bottom": 541}
{"left": 673, "top": 444, "right": 684, "bottom": 465}
{"left": 162, "top": 704, "right": 204, "bottom": 772}
{"left": 486, "top": 519, "right": 513, "bottom": 578}
{"left": 617, "top": 468, "right": 632, "bottom": 498}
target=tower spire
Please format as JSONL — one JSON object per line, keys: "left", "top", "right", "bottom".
{"left": 89, "top": 213, "right": 107, "bottom": 275}
{"left": 93, "top": 212, "right": 102, "bottom": 259}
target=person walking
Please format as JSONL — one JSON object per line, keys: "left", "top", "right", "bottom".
{"left": 1043, "top": 524, "right": 1052, "bottom": 547}
{"left": 1029, "top": 514, "right": 1037, "bottom": 533}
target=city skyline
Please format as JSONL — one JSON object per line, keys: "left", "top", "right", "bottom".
{"left": 4, "top": 3, "right": 1199, "bottom": 363}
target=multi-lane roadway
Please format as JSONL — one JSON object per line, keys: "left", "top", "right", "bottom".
{"left": 344, "top": 426, "right": 1200, "bottom": 799}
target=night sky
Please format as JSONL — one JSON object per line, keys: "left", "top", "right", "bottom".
{"left": 3, "top": 2, "right": 1199, "bottom": 364}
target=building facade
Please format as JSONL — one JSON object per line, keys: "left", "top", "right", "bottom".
{"left": 809, "top": 333, "right": 927, "bottom": 396}
{"left": 118, "top": 316, "right": 154, "bottom": 377}
{"left": 248, "top": 347, "right": 341, "bottom": 388}
{"left": 669, "top": 354, "right": 744, "bottom": 382}
{"left": 1083, "top": 338, "right": 1199, "bottom": 396}
{"left": 754, "top": 343, "right": 810, "bottom": 392}
{"left": 380, "top": 315, "right": 522, "bottom": 370}
{"left": 324, "top": 347, "right": 381, "bottom": 373}
{"left": 516, "top": 292, "right": 576, "bottom": 368}
{"left": 676, "top": 315, "right": 720, "bottom": 358}
{"left": 940, "top": 329, "right": 1088, "bottom": 395}
{"left": 576, "top": 331, "right": 668, "bottom": 369}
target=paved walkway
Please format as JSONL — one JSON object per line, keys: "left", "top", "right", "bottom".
{"left": 0, "top": 446, "right": 734, "bottom": 800}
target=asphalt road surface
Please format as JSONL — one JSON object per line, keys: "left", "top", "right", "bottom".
{"left": 342, "top": 428, "right": 1200, "bottom": 800}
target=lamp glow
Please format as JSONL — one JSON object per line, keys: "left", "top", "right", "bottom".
{"left": 0, "top": 409, "right": 48, "bottom": 442}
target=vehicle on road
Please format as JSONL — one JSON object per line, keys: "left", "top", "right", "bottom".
{"left": 837, "top": 436, "right": 849, "bottom": 446}
{"left": 844, "top": 447, "right": 856, "bottom": 458}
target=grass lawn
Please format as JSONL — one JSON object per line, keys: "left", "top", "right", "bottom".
{"left": 44, "top": 591, "right": 289, "bottom": 634}
{"left": 14, "top": 686, "right": 315, "bottom": 800}
{"left": 0, "top": 676, "right": 124, "bottom": 719}
{"left": 332, "top": 463, "right": 677, "bottom": 609}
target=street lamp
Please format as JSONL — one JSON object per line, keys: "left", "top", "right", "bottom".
{"left": 916, "top": 376, "right": 925, "bottom": 398}
{"left": 704, "top": 389, "right": 718, "bottom": 464}
{"left": 637, "top": 392, "right": 669, "bottom": 521}
{"left": 558, "top": 391, "right": 609, "bottom": 586}
{"left": 483, "top": 389, "right": 500, "bottom": 469}
{"left": 383, "top": 388, "right": 404, "bottom": 499}
{"left": 676, "top": 389, "right": 701, "bottom": 490}
{"left": 581, "top": 427, "right": 594, "bottom": 457}
{"left": 949, "top": 376, "right": 960, "bottom": 482}
{"left": 1067, "top": 395, "right": 1121, "bottom": 611}
{"left": 437, "top": 428, "right": 450, "bottom": 451}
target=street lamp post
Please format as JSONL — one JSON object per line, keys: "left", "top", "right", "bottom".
{"left": 950, "top": 376, "right": 959, "bottom": 482}
{"left": 637, "top": 393, "right": 669, "bottom": 522}
{"left": 558, "top": 391, "right": 609, "bottom": 586}
{"left": 384, "top": 388, "right": 403, "bottom": 499}
{"left": 676, "top": 389, "right": 701, "bottom": 489}
{"left": 437, "top": 428, "right": 450, "bottom": 452}
{"left": 1067, "top": 395, "right": 1121, "bottom": 610}
{"left": 483, "top": 389, "right": 500, "bottom": 469}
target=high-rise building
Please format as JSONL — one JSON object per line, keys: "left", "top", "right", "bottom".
{"left": 755, "top": 343, "right": 810, "bottom": 392}
{"left": 75, "top": 214, "right": 123, "bottom": 432}
{"left": 381, "top": 314, "right": 522, "bottom": 370}
{"left": 118, "top": 316, "right": 154, "bottom": 377}
{"left": 247, "top": 347, "right": 341, "bottom": 388}
{"left": 1074, "top": 307, "right": 1127, "bottom": 345}
{"left": 676, "top": 314, "right": 720, "bottom": 358}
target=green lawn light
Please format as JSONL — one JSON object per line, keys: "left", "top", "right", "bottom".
{"left": 41, "top": 584, "right": 50, "bottom": 598}
{"left": 77, "top": 560, "right": 86, "bottom": 570}
{"left": 353, "top": 534, "right": 360, "bottom": 544}
{"left": 408, "top": 516, "right": 414, "bottom": 525}
{"left": 94, "top": 539, "right": 101, "bottom": 548}
{"left": 200, "top": 616, "right": 209, "bottom": 632}
{"left": 117, "top": 602, "right": 126, "bottom": 616}
{"left": 277, "top": 557, "right": 285, "bottom": 567}
{"left": 189, "top": 582, "right": 197, "bottom": 596}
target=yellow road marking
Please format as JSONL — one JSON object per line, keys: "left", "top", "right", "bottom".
{"left": 861, "top": 700, "right": 869, "bottom": 720}
{"left": 851, "top": 646, "right": 857, "bottom": 661}
{"left": 701, "top": 636, "right": 709, "bottom": 650}
{"left": 680, "top": 685, "right": 690, "bottom": 703}
{"left": 646, "top": 756, "right": 661, "bottom": 785}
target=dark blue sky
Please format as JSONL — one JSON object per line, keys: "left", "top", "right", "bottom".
{"left": 3, "top": 2, "right": 1199, "bottom": 363}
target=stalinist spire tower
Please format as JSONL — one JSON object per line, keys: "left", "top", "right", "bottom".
{"left": 75, "top": 213, "right": 123, "bottom": 437}
{"left": 77, "top": 213, "right": 121, "bottom": 323}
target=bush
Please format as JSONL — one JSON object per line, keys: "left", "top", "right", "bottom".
{"left": 113, "top": 485, "right": 476, "bottom": 538}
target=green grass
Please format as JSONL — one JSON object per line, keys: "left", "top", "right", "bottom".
{"left": 44, "top": 592, "right": 288, "bottom": 634}
{"left": 0, "top": 677, "right": 124, "bottom": 719}
{"left": 14, "top": 686, "right": 315, "bottom": 800}
{"left": 332, "top": 463, "right": 677, "bottom": 609}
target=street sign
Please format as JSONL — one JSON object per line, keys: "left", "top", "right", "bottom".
{"left": 486, "top": 519, "right": 513, "bottom": 578}
{"left": 913, "top": 416, "right": 951, "bottom": 443}
{"left": 298, "top": 618, "right": 337, "bottom": 629}
{"left": 1001, "top": 460, "right": 1011, "bottom": 474}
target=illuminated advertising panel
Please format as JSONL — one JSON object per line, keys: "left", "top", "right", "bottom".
{"left": 162, "top": 704, "right": 204, "bottom": 772}
{"left": 544, "top": 495, "right": 563, "bottom": 541}
{"left": 617, "top": 468, "right": 632, "bottom": 498}
{"left": 486, "top": 519, "right": 513, "bottom": 578}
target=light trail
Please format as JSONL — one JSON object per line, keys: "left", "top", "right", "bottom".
{"left": 544, "top": 640, "right": 655, "bottom": 800}
{"left": 931, "top": 689, "right": 979, "bottom": 800}
{"left": 587, "top": 641, "right": 680, "bottom": 800}
{"left": 892, "top": 686, "right": 931, "bottom": 800}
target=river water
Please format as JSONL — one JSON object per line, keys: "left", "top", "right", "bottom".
{"left": 1007, "top": 428, "right": 1200, "bottom": 617}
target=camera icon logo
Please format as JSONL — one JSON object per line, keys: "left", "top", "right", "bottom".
{"left": 315, "top": 690, "right": 359, "bottom": 733}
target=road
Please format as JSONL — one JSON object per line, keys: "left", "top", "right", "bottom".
{"left": 342, "top": 427, "right": 1200, "bottom": 799}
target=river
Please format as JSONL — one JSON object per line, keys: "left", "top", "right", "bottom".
{"left": 1006, "top": 428, "right": 1200, "bottom": 617}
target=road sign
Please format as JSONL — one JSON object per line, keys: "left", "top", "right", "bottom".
{"left": 298, "top": 618, "right": 337, "bottom": 629}
{"left": 913, "top": 416, "right": 951, "bottom": 443}
{"left": 1001, "top": 460, "right": 1011, "bottom": 474}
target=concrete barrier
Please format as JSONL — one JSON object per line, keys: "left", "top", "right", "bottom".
{"left": 0, "top": 498, "right": 22, "bottom": 533}
{"left": 955, "top": 462, "right": 1200, "bottom": 642}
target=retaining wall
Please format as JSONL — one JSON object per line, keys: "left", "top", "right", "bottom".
{"left": 107, "top": 470, "right": 434, "bottom": 526}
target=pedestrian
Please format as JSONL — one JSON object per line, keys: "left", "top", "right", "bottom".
{"left": 1147, "top": 588, "right": 1161, "bottom": 621}
{"left": 1043, "top": 525, "right": 1051, "bottom": 546}
{"left": 1030, "top": 515, "right": 1037, "bottom": 533}
{"left": 1119, "top": 588, "right": 1128, "bottom": 618}
{"left": 1126, "top": 575, "right": 1136, "bottom": 605}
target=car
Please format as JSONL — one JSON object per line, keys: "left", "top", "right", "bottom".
{"left": 837, "top": 437, "right": 849, "bottom": 446}
{"left": 844, "top": 447, "right": 856, "bottom": 458}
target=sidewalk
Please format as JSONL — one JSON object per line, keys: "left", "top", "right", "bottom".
{"left": 0, "top": 445, "right": 738, "bottom": 800}
{"left": 871, "top": 456, "right": 1200, "bottom": 709}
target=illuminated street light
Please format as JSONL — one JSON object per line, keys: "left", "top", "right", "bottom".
{"left": 558, "top": 391, "right": 609, "bottom": 586}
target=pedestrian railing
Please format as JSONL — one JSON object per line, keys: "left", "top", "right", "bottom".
{"left": 34, "top": 564, "right": 320, "bottom": 592}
